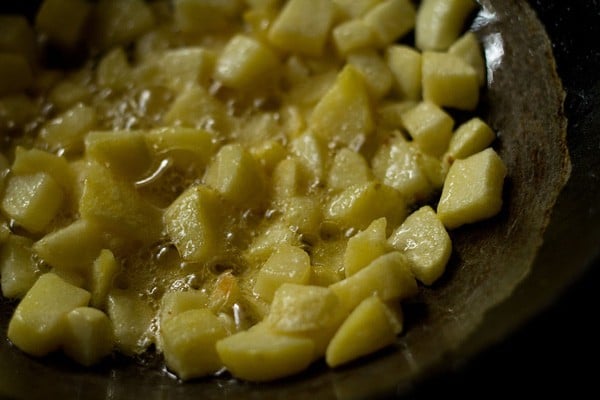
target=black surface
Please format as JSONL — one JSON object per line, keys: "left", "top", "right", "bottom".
{"left": 407, "top": 1, "right": 600, "bottom": 397}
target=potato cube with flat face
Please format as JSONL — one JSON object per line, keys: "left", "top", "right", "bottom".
{"left": 449, "top": 32, "right": 486, "bottom": 86}
{"left": 422, "top": 51, "right": 479, "bottom": 111}
{"left": 40, "top": 103, "right": 97, "bottom": 154}
{"left": 245, "top": 221, "right": 302, "bottom": 264}
{"left": 344, "top": 218, "right": 389, "bottom": 277}
{"left": 310, "top": 65, "right": 374, "bottom": 148}
{"left": 0, "top": 53, "right": 33, "bottom": 96}
{"left": 63, "top": 307, "right": 114, "bottom": 366}
{"left": 204, "top": 143, "right": 266, "bottom": 209}
{"left": 268, "top": 0, "right": 335, "bottom": 56}
{"left": 2, "top": 172, "right": 64, "bottom": 233}
{"left": 332, "top": 19, "right": 377, "bottom": 56}
{"left": 0, "top": 16, "right": 36, "bottom": 63}
{"left": 164, "top": 185, "right": 221, "bottom": 263}
{"left": 162, "top": 309, "right": 227, "bottom": 380}
{"left": 363, "top": 0, "right": 416, "bottom": 47}
{"left": 96, "top": 47, "right": 131, "bottom": 91}
{"left": 0, "top": 235, "right": 39, "bottom": 299}
{"left": 216, "top": 322, "right": 315, "bottom": 382}
{"left": 389, "top": 206, "right": 451, "bottom": 285}
{"left": 254, "top": 244, "right": 311, "bottom": 301}
{"left": 401, "top": 101, "right": 454, "bottom": 157}
{"left": 327, "top": 148, "right": 372, "bottom": 192}
{"left": 145, "top": 127, "right": 218, "bottom": 168}
{"left": 174, "top": 0, "right": 243, "bottom": 33}
{"left": 376, "top": 101, "right": 417, "bottom": 130}
{"left": 106, "top": 289, "right": 154, "bottom": 355}
{"left": 446, "top": 117, "right": 496, "bottom": 163}
{"left": 159, "top": 290, "right": 209, "bottom": 326}
{"left": 326, "top": 181, "right": 407, "bottom": 231}
{"left": 386, "top": 45, "right": 422, "bottom": 101}
{"left": 437, "top": 148, "right": 507, "bottom": 229}
{"left": 325, "top": 296, "right": 398, "bottom": 367}
{"left": 91, "top": 0, "right": 155, "bottom": 50}
{"left": 79, "top": 162, "right": 163, "bottom": 243}
{"left": 90, "top": 249, "right": 120, "bottom": 310}
{"left": 8, "top": 273, "right": 91, "bottom": 357}
{"left": 280, "top": 196, "right": 321, "bottom": 239}
{"left": 416, "top": 0, "right": 477, "bottom": 51}
{"left": 154, "top": 47, "right": 216, "bottom": 91}
{"left": 289, "top": 133, "right": 328, "bottom": 183}
{"left": 347, "top": 49, "right": 393, "bottom": 99}
{"left": 334, "top": 0, "right": 383, "bottom": 18}
{"left": 11, "top": 147, "right": 75, "bottom": 197}
{"left": 271, "top": 158, "right": 308, "bottom": 200}
{"left": 36, "top": 0, "right": 91, "bottom": 49}
{"left": 33, "top": 219, "right": 104, "bottom": 274}
{"left": 215, "top": 35, "right": 280, "bottom": 90}
{"left": 330, "top": 251, "right": 417, "bottom": 313}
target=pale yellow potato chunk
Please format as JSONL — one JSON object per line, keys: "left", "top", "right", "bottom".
{"left": 90, "top": 249, "right": 120, "bottom": 310}
{"left": 332, "top": 19, "right": 377, "bottom": 56}
{"left": 362, "top": 0, "right": 416, "bottom": 47}
{"left": 174, "top": 0, "right": 243, "bottom": 33}
{"left": 254, "top": 244, "right": 311, "bottom": 301}
{"left": 204, "top": 143, "right": 266, "bottom": 208}
{"left": 289, "top": 133, "right": 328, "bottom": 183}
{"left": 8, "top": 273, "right": 91, "bottom": 357}
{"left": 268, "top": 0, "right": 335, "bottom": 56}
{"left": 280, "top": 196, "right": 322, "bottom": 238}
{"left": 445, "top": 117, "right": 496, "bottom": 162}
{"left": 162, "top": 309, "right": 227, "bottom": 380}
{"left": 145, "top": 127, "right": 217, "bottom": 167}
{"left": 0, "top": 53, "right": 33, "bottom": 96}
{"left": 164, "top": 185, "right": 221, "bottom": 263}
{"left": 327, "top": 148, "right": 372, "bottom": 192}
{"left": 106, "top": 289, "right": 154, "bottom": 355}
{"left": 310, "top": 65, "right": 374, "bottom": 148}
{"left": 388, "top": 206, "right": 451, "bottom": 285}
{"left": 39, "top": 103, "right": 97, "bottom": 154}
{"left": 333, "top": 0, "right": 383, "bottom": 18}
{"left": 0, "top": 16, "right": 36, "bottom": 64}
{"left": 159, "top": 290, "right": 209, "bottom": 326}
{"left": 449, "top": 32, "right": 486, "bottom": 86}
{"left": 215, "top": 35, "right": 280, "bottom": 90}
{"left": 271, "top": 158, "right": 308, "bottom": 200}
{"left": 35, "top": 0, "right": 91, "bottom": 49}
{"left": 91, "top": 0, "right": 155, "bottom": 50}
{"left": 344, "top": 218, "right": 389, "bottom": 277}
{"left": 11, "top": 147, "right": 75, "bottom": 196}
{"left": 330, "top": 251, "right": 417, "bottom": 313}
{"left": 401, "top": 101, "right": 454, "bottom": 157}
{"left": 1, "top": 172, "right": 64, "bottom": 233}
{"left": 437, "top": 148, "right": 507, "bottom": 229}
{"left": 0, "top": 235, "right": 39, "bottom": 299}
{"left": 151, "top": 47, "right": 216, "bottom": 91}
{"left": 416, "top": 0, "right": 477, "bottom": 51}
{"left": 347, "top": 49, "right": 393, "bottom": 99}
{"left": 96, "top": 47, "right": 131, "bottom": 91}
{"left": 245, "top": 220, "right": 302, "bottom": 264}
{"left": 63, "top": 307, "right": 114, "bottom": 366}
{"left": 33, "top": 219, "right": 104, "bottom": 274}
{"left": 376, "top": 101, "right": 417, "bottom": 130}
{"left": 216, "top": 322, "right": 315, "bottom": 382}
{"left": 326, "top": 296, "right": 398, "bottom": 367}
{"left": 386, "top": 45, "right": 422, "bottom": 101}
{"left": 422, "top": 51, "right": 479, "bottom": 111}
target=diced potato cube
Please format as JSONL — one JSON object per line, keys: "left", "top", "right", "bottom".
{"left": 249, "top": 139, "right": 287, "bottom": 173}
{"left": 332, "top": 19, "right": 376, "bottom": 56}
{"left": 280, "top": 196, "right": 322, "bottom": 239}
{"left": 327, "top": 148, "right": 372, "bottom": 192}
{"left": 0, "top": 53, "right": 33, "bottom": 96}
{"left": 376, "top": 101, "right": 417, "bottom": 130}
{"left": 325, "top": 296, "right": 397, "bottom": 367}
{"left": 254, "top": 244, "right": 311, "bottom": 301}
{"left": 40, "top": 103, "right": 97, "bottom": 154}
{"left": 445, "top": 117, "right": 496, "bottom": 162}
{"left": 7, "top": 273, "right": 90, "bottom": 357}
{"left": 1, "top": 172, "right": 64, "bottom": 233}
{"left": 330, "top": 251, "right": 417, "bottom": 313}
{"left": 11, "top": 147, "right": 75, "bottom": 196}
{"left": 33, "top": 219, "right": 104, "bottom": 274}
{"left": 106, "top": 289, "right": 154, "bottom": 355}
{"left": 268, "top": 0, "right": 335, "bottom": 56}
{"left": 401, "top": 101, "right": 454, "bottom": 157}
{"left": 362, "top": 0, "right": 416, "bottom": 47}
{"left": 85, "top": 130, "right": 152, "bottom": 180}
{"left": 416, "top": 0, "right": 477, "bottom": 51}
{"left": 333, "top": 0, "right": 383, "bottom": 18}
{"left": 271, "top": 158, "right": 308, "bottom": 200}
{"left": 96, "top": 47, "right": 131, "bottom": 91}
{"left": 162, "top": 309, "right": 227, "bottom": 380}
{"left": 215, "top": 35, "right": 280, "bottom": 90}
{"left": 422, "top": 51, "right": 479, "bottom": 110}
{"left": 79, "top": 162, "right": 163, "bottom": 243}
{"left": 204, "top": 143, "right": 266, "bottom": 208}
{"left": 174, "top": 0, "right": 243, "bottom": 33}
{"left": 344, "top": 218, "right": 389, "bottom": 277}
{"left": 91, "top": 0, "right": 155, "bottom": 50}
{"left": 163, "top": 85, "right": 231, "bottom": 134}
{"left": 164, "top": 184, "right": 221, "bottom": 263}
{"left": 90, "top": 249, "right": 120, "bottom": 309}
{"left": 386, "top": 45, "right": 422, "bottom": 101}
{"left": 48, "top": 80, "right": 92, "bottom": 111}
{"left": 153, "top": 47, "right": 216, "bottom": 91}
{"left": 0, "top": 235, "right": 39, "bottom": 299}
{"left": 35, "top": 0, "right": 92, "bottom": 49}
{"left": 0, "top": 16, "right": 36, "bottom": 63}
{"left": 145, "top": 127, "right": 217, "bottom": 167}
{"left": 326, "top": 181, "right": 407, "bottom": 231}
{"left": 289, "top": 133, "right": 328, "bottom": 183}
{"left": 63, "top": 307, "right": 114, "bottom": 366}
{"left": 216, "top": 322, "right": 315, "bottom": 382}
{"left": 449, "top": 32, "right": 485, "bottom": 85}
{"left": 310, "top": 65, "right": 374, "bottom": 148}
{"left": 437, "top": 148, "right": 506, "bottom": 229}
{"left": 347, "top": 49, "right": 393, "bottom": 99}
{"left": 245, "top": 221, "right": 302, "bottom": 264}
{"left": 388, "top": 206, "right": 451, "bottom": 285}
{"left": 159, "top": 290, "right": 209, "bottom": 326}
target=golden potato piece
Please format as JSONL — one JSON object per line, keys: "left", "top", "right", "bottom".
{"left": 416, "top": 0, "right": 477, "bottom": 51}
{"left": 254, "top": 244, "right": 311, "bottom": 302}
{"left": 0, "top": 235, "right": 39, "bottom": 299}
{"left": 386, "top": 45, "right": 422, "bottom": 101}
{"left": 63, "top": 307, "right": 114, "bottom": 366}
{"left": 401, "top": 101, "right": 454, "bottom": 157}
{"left": 362, "top": 0, "right": 416, "bottom": 46}
{"left": 344, "top": 217, "right": 389, "bottom": 277}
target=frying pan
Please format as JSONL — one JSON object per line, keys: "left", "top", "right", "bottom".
{"left": 0, "top": 1, "right": 598, "bottom": 398}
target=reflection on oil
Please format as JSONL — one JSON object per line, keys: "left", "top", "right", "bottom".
{"left": 472, "top": 3, "right": 505, "bottom": 86}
